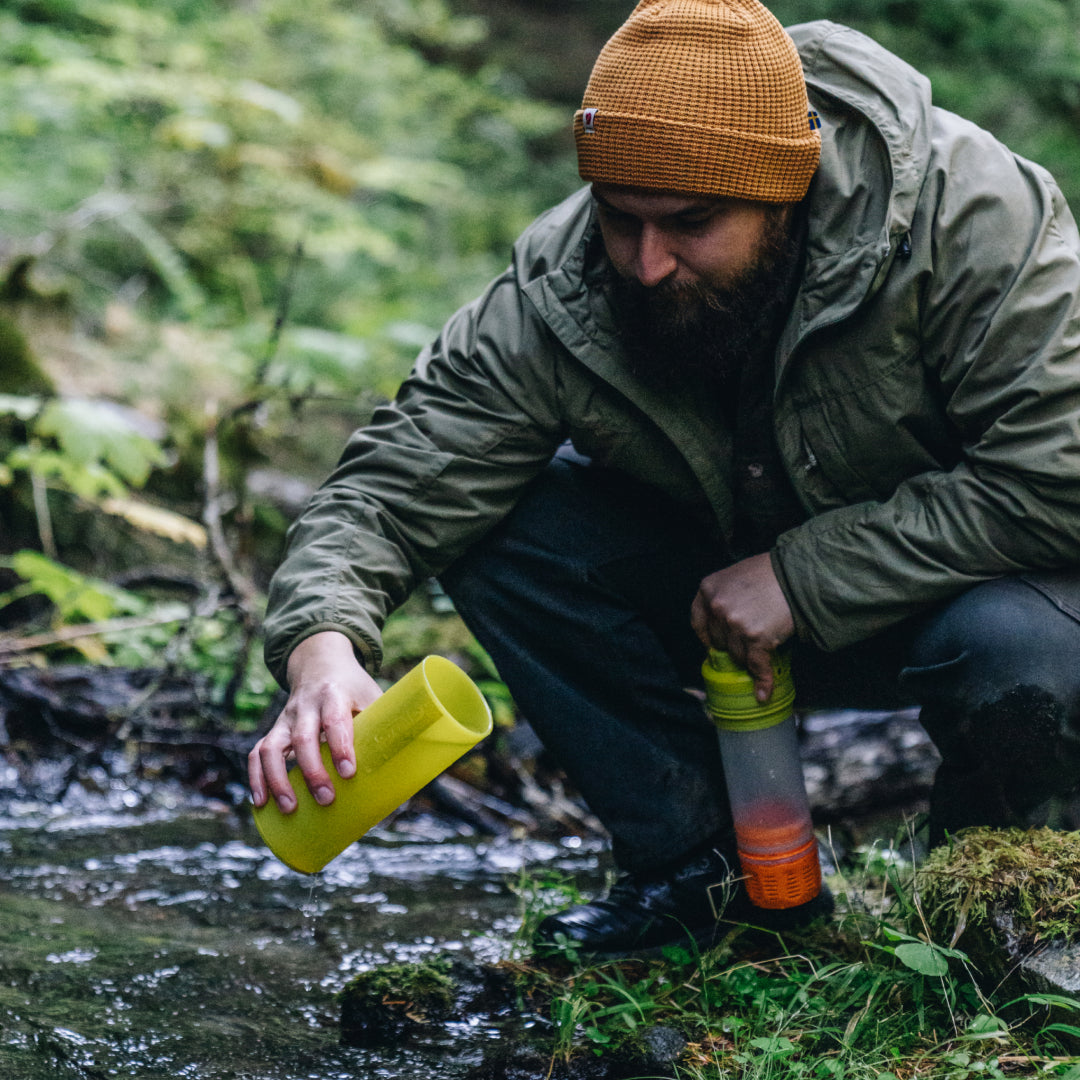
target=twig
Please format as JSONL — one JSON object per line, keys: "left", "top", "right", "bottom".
{"left": 429, "top": 773, "right": 538, "bottom": 833}
{"left": 508, "top": 758, "right": 604, "bottom": 835}
{"left": 0, "top": 612, "right": 187, "bottom": 658}
{"left": 30, "top": 470, "right": 56, "bottom": 558}
{"left": 111, "top": 584, "right": 225, "bottom": 740}
{"left": 201, "top": 400, "right": 257, "bottom": 611}
{"left": 201, "top": 400, "right": 261, "bottom": 718}
{"left": 256, "top": 237, "right": 304, "bottom": 385}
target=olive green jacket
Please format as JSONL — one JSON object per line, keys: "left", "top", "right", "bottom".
{"left": 263, "top": 21, "right": 1080, "bottom": 686}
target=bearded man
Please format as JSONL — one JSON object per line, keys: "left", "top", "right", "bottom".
{"left": 249, "top": 0, "right": 1080, "bottom": 954}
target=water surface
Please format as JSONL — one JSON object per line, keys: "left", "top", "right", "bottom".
{"left": 0, "top": 760, "right": 601, "bottom": 1079}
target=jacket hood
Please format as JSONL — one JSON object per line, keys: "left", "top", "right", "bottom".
{"left": 784, "top": 21, "right": 933, "bottom": 352}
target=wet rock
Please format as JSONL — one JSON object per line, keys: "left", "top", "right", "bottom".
{"left": 339, "top": 956, "right": 459, "bottom": 1046}
{"left": 1023, "top": 937, "right": 1080, "bottom": 995}
{"left": 638, "top": 1024, "right": 686, "bottom": 1066}
{"left": 467, "top": 1044, "right": 677, "bottom": 1080}
{"left": 339, "top": 957, "right": 520, "bottom": 1049}
{"left": 0, "top": 663, "right": 212, "bottom": 741}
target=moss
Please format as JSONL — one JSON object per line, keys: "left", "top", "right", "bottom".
{"left": 918, "top": 827, "right": 1080, "bottom": 947}
{"left": 338, "top": 955, "right": 457, "bottom": 1045}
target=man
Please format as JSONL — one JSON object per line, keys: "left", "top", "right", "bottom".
{"left": 249, "top": 0, "right": 1080, "bottom": 954}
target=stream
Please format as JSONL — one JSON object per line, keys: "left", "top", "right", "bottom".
{"left": 0, "top": 752, "right": 604, "bottom": 1080}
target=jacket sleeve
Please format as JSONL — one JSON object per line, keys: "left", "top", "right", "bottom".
{"left": 773, "top": 121, "right": 1080, "bottom": 651}
{"left": 261, "top": 269, "right": 568, "bottom": 686}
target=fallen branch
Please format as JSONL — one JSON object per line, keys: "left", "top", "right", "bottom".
{"left": 429, "top": 773, "right": 538, "bottom": 834}
{"left": 202, "top": 399, "right": 258, "bottom": 612}
{"left": 508, "top": 757, "right": 604, "bottom": 836}
{"left": 0, "top": 612, "right": 187, "bottom": 659}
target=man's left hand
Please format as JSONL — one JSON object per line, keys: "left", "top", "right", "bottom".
{"left": 691, "top": 552, "right": 795, "bottom": 702}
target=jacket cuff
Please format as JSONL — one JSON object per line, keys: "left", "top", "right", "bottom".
{"left": 769, "top": 547, "right": 815, "bottom": 646}
{"left": 264, "top": 623, "right": 382, "bottom": 689}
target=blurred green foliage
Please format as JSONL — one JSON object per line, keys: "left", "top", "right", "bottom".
{"left": 4, "top": 0, "right": 1080, "bottom": 459}
{"left": 3, "top": 0, "right": 1080, "bottom": 721}
{"left": 0, "top": 0, "right": 575, "bottom": 407}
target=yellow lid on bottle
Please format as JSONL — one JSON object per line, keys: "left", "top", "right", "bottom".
{"left": 702, "top": 649, "right": 795, "bottom": 730}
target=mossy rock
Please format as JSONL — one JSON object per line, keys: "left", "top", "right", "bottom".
{"left": 918, "top": 827, "right": 1080, "bottom": 1047}
{"left": 918, "top": 827, "right": 1080, "bottom": 948}
{"left": 338, "top": 955, "right": 457, "bottom": 1046}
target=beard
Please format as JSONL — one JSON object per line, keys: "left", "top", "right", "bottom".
{"left": 608, "top": 209, "right": 802, "bottom": 395}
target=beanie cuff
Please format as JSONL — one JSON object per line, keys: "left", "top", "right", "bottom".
{"left": 575, "top": 110, "right": 820, "bottom": 203}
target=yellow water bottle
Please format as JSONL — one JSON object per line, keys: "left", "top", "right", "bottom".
{"left": 253, "top": 655, "right": 493, "bottom": 874}
{"left": 702, "top": 649, "right": 821, "bottom": 910}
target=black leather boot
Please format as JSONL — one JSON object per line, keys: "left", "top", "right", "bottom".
{"left": 533, "top": 847, "right": 834, "bottom": 955}
{"left": 534, "top": 848, "right": 744, "bottom": 954}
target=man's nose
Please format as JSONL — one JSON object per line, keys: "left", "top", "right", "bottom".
{"left": 633, "top": 224, "right": 677, "bottom": 287}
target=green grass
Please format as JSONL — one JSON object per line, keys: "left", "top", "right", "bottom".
{"left": 504, "top": 839, "right": 1080, "bottom": 1079}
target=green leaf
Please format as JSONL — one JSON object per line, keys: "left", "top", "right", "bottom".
{"left": 4, "top": 549, "right": 146, "bottom": 624}
{"left": 965, "top": 1012, "right": 1007, "bottom": 1037}
{"left": 1042, "top": 1023, "right": 1080, "bottom": 1040}
{"left": 34, "top": 399, "right": 165, "bottom": 487}
{"left": 894, "top": 942, "right": 950, "bottom": 976}
{"left": 4, "top": 550, "right": 116, "bottom": 622}
{"left": 1013, "top": 993, "right": 1080, "bottom": 1011}
{"left": 748, "top": 1036, "right": 797, "bottom": 1055}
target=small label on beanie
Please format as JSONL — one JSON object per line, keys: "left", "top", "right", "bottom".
{"left": 808, "top": 110, "right": 822, "bottom": 131}
{"left": 582, "top": 107, "right": 598, "bottom": 133}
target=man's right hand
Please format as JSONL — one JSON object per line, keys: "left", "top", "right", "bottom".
{"left": 247, "top": 630, "right": 383, "bottom": 813}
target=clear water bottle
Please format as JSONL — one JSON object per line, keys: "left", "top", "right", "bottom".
{"left": 702, "top": 649, "right": 821, "bottom": 910}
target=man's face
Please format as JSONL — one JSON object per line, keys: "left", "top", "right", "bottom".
{"left": 592, "top": 183, "right": 800, "bottom": 392}
{"left": 592, "top": 182, "right": 790, "bottom": 292}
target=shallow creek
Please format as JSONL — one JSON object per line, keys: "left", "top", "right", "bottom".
{"left": 0, "top": 757, "right": 603, "bottom": 1079}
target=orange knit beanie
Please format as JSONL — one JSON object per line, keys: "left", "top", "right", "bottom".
{"left": 575, "top": 0, "right": 820, "bottom": 202}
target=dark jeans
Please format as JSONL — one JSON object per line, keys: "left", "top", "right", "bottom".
{"left": 441, "top": 458, "right": 1080, "bottom": 873}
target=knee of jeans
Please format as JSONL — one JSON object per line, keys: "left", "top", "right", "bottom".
{"left": 902, "top": 579, "right": 1059, "bottom": 701}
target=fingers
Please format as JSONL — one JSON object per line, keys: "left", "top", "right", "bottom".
{"left": 692, "top": 555, "right": 796, "bottom": 701}
{"left": 247, "top": 731, "right": 280, "bottom": 810}
{"left": 249, "top": 684, "right": 359, "bottom": 813}
{"left": 248, "top": 631, "right": 382, "bottom": 813}
{"left": 744, "top": 646, "right": 776, "bottom": 703}
{"left": 290, "top": 687, "right": 353, "bottom": 808}
{"left": 690, "top": 591, "right": 713, "bottom": 649}
{"left": 248, "top": 714, "right": 301, "bottom": 812}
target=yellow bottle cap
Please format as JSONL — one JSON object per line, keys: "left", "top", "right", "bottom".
{"left": 701, "top": 649, "right": 795, "bottom": 730}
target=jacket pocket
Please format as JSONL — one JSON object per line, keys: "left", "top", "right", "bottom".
{"left": 794, "top": 346, "right": 961, "bottom": 503}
